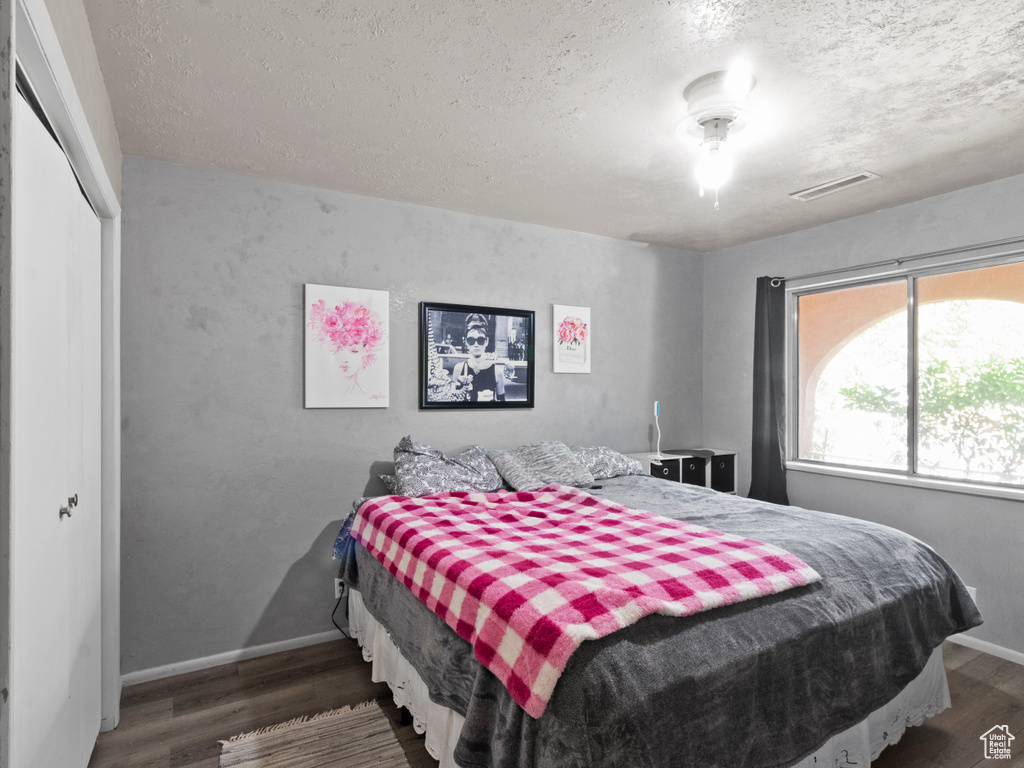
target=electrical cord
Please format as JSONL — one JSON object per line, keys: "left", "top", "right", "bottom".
{"left": 331, "top": 586, "right": 352, "bottom": 640}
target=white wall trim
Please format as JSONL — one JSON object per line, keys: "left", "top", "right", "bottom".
{"left": 14, "top": 0, "right": 119, "bottom": 217}
{"left": 787, "top": 461, "right": 1024, "bottom": 503}
{"left": 0, "top": 9, "right": 15, "bottom": 768}
{"left": 14, "top": 0, "right": 122, "bottom": 733}
{"left": 99, "top": 215, "right": 121, "bottom": 731}
{"left": 946, "top": 633, "right": 1024, "bottom": 668}
{"left": 120, "top": 631, "right": 346, "bottom": 687}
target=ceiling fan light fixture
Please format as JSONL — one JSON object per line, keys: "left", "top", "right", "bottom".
{"left": 695, "top": 119, "right": 735, "bottom": 190}
{"left": 680, "top": 68, "right": 755, "bottom": 136}
{"left": 696, "top": 153, "right": 733, "bottom": 190}
{"left": 681, "top": 67, "right": 756, "bottom": 208}
{"left": 723, "top": 63, "right": 755, "bottom": 99}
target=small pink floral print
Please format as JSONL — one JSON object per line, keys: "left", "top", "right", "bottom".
{"left": 308, "top": 299, "right": 386, "bottom": 368}
{"left": 558, "top": 320, "right": 575, "bottom": 344}
{"left": 558, "top": 316, "right": 587, "bottom": 348}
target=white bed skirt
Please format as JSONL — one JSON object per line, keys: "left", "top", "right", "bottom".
{"left": 348, "top": 590, "right": 950, "bottom": 768}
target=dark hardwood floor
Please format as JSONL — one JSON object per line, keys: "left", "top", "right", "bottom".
{"left": 872, "top": 642, "right": 1024, "bottom": 768}
{"left": 89, "top": 638, "right": 1023, "bottom": 768}
{"left": 88, "top": 637, "right": 437, "bottom": 768}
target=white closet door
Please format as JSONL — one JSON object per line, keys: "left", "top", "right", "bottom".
{"left": 67, "top": 113, "right": 104, "bottom": 765}
{"left": 10, "top": 91, "right": 102, "bottom": 767}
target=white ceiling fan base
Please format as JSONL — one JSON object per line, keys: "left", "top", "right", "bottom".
{"left": 680, "top": 70, "right": 754, "bottom": 139}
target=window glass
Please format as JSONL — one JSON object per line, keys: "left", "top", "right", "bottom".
{"left": 797, "top": 281, "right": 907, "bottom": 469}
{"left": 916, "top": 262, "right": 1024, "bottom": 484}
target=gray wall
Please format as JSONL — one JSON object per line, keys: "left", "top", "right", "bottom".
{"left": 703, "top": 172, "right": 1024, "bottom": 655}
{"left": 120, "top": 155, "right": 704, "bottom": 674}
{"left": 122, "top": 152, "right": 1024, "bottom": 673}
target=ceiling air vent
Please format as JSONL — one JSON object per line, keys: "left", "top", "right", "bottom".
{"left": 789, "top": 171, "right": 880, "bottom": 202}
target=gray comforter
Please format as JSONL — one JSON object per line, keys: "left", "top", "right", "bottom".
{"left": 337, "top": 476, "right": 981, "bottom": 768}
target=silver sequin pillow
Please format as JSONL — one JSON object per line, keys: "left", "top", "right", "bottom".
{"left": 569, "top": 445, "right": 645, "bottom": 480}
{"left": 487, "top": 441, "right": 596, "bottom": 492}
{"left": 392, "top": 436, "right": 503, "bottom": 497}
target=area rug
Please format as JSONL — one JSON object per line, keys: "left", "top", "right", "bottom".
{"left": 219, "top": 701, "right": 412, "bottom": 768}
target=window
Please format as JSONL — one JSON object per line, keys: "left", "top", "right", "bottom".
{"left": 793, "top": 258, "right": 1024, "bottom": 488}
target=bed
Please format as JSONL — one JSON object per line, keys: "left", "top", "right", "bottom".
{"left": 334, "top": 439, "right": 981, "bottom": 768}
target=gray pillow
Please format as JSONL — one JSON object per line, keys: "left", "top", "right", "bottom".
{"left": 570, "top": 445, "right": 645, "bottom": 480}
{"left": 393, "top": 436, "right": 503, "bottom": 497}
{"left": 487, "top": 441, "right": 596, "bottom": 492}
{"left": 379, "top": 474, "right": 399, "bottom": 494}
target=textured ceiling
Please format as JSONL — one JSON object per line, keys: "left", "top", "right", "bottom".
{"left": 82, "top": 0, "right": 1024, "bottom": 252}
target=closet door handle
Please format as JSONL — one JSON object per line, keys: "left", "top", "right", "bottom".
{"left": 59, "top": 493, "right": 79, "bottom": 519}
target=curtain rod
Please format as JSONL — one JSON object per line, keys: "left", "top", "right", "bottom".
{"left": 770, "top": 235, "right": 1024, "bottom": 287}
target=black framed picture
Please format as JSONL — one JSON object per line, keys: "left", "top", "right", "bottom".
{"left": 420, "top": 302, "right": 535, "bottom": 409}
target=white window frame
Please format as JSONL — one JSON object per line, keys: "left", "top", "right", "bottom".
{"left": 785, "top": 237, "right": 1024, "bottom": 502}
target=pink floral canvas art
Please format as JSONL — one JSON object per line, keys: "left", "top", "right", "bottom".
{"left": 305, "top": 284, "right": 389, "bottom": 408}
{"left": 553, "top": 304, "right": 591, "bottom": 373}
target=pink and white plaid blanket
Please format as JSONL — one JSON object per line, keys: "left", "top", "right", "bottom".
{"left": 352, "top": 485, "right": 820, "bottom": 718}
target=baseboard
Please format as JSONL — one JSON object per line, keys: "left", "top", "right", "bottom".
{"left": 120, "top": 630, "right": 344, "bottom": 687}
{"left": 946, "top": 632, "right": 1024, "bottom": 667}
{"left": 120, "top": 627, "right": 1021, "bottom": 687}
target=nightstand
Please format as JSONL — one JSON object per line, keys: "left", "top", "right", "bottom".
{"left": 629, "top": 449, "right": 737, "bottom": 494}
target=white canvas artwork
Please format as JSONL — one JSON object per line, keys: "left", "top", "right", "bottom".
{"left": 304, "top": 284, "right": 389, "bottom": 408}
{"left": 553, "top": 304, "right": 591, "bottom": 373}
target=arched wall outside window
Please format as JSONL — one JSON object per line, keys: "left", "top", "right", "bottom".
{"left": 798, "top": 280, "right": 907, "bottom": 462}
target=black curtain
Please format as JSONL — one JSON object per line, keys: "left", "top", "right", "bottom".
{"left": 749, "top": 276, "right": 790, "bottom": 504}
